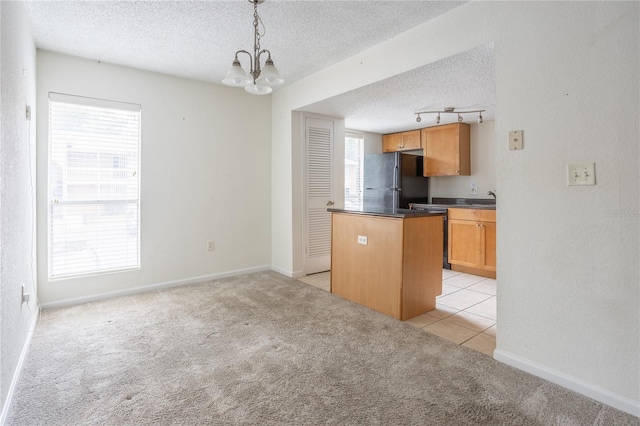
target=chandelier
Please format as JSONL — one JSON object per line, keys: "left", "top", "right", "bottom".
{"left": 415, "top": 107, "right": 485, "bottom": 124}
{"left": 222, "top": 0, "right": 284, "bottom": 95}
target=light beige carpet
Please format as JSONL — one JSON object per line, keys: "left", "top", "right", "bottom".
{"left": 7, "top": 271, "right": 639, "bottom": 425}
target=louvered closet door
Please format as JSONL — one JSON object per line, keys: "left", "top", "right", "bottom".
{"left": 305, "top": 117, "right": 334, "bottom": 274}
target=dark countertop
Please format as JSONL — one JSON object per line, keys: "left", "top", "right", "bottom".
{"left": 432, "top": 197, "right": 496, "bottom": 206}
{"left": 411, "top": 197, "right": 496, "bottom": 211}
{"left": 411, "top": 203, "right": 496, "bottom": 211}
{"left": 328, "top": 207, "right": 445, "bottom": 218}
{"left": 429, "top": 197, "right": 496, "bottom": 210}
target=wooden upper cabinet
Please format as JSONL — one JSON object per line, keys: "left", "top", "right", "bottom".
{"left": 421, "top": 123, "right": 470, "bottom": 176}
{"left": 382, "top": 130, "right": 421, "bottom": 152}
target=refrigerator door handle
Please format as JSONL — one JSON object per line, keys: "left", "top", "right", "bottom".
{"left": 393, "top": 165, "right": 399, "bottom": 189}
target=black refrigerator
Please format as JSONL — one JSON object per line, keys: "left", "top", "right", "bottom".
{"left": 363, "top": 152, "right": 429, "bottom": 210}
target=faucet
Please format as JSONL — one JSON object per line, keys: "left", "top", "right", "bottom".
{"left": 487, "top": 191, "right": 496, "bottom": 200}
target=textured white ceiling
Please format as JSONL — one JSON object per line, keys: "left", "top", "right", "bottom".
{"left": 24, "top": 0, "right": 495, "bottom": 134}
{"left": 301, "top": 44, "right": 495, "bottom": 134}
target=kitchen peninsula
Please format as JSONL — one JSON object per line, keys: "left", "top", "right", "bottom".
{"left": 328, "top": 208, "right": 443, "bottom": 320}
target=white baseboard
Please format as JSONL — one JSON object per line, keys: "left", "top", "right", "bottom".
{"left": 40, "top": 265, "right": 271, "bottom": 309}
{"left": 1, "top": 308, "right": 39, "bottom": 426}
{"left": 494, "top": 349, "right": 640, "bottom": 418}
{"left": 270, "top": 265, "right": 303, "bottom": 278}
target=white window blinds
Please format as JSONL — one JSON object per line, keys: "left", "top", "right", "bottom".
{"left": 48, "top": 93, "right": 141, "bottom": 279}
{"left": 344, "top": 132, "right": 364, "bottom": 210}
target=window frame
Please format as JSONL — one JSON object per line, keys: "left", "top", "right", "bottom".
{"left": 47, "top": 92, "right": 142, "bottom": 280}
{"left": 344, "top": 131, "right": 364, "bottom": 211}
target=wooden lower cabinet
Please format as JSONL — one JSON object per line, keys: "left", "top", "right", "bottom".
{"left": 330, "top": 212, "right": 443, "bottom": 320}
{"left": 448, "top": 208, "right": 496, "bottom": 278}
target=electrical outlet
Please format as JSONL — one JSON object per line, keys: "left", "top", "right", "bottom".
{"left": 470, "top": 183, "right": 478, "bottom": 195}
{"left": 26, "top": 105, "right": 31, "bottom": 121}
{"left": 357, "top": 235, "right": 368, "bottom": 245}
{"left": 21, "top": 286, "right": 30, "bottom": 304}
{"left": 207, "top": 240, "right": 215, "bottom": 251}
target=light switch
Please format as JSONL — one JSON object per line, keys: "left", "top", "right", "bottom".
{"left": 357, "top": 235, "right": 368, "bottom": 245}
{"left": 567, "top": 162, "right": 596, "bottom": 186}
{"left": 509, "top": 130, "right": 523, "bottom": 150}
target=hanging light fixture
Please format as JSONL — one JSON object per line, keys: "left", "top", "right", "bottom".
{"left": 414, "top": 107, "right": 486, "bottom": 124}
{"left": 222, "top": 0, "right": 284, "bottom": 95}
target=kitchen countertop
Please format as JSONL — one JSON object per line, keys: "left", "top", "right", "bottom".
{"left": 411, "top": 197, "right": 496, "bottom": 210}
{"left": 411, "top": 203, "right": 496, "bottom": 210}
{"left": 328, "top": 207, "right": 445, "bottom": 218}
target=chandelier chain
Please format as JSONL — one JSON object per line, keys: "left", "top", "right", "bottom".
{"left": 253, "top": 2, "right": 263, "bottom": 55}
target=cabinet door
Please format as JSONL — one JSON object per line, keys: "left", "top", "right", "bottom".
{"left": 422, "top": 123, "right": 470, "bottom": 176}
{"left": 383, "top": 130, "right": 421, "bottom": 152}
{"left": 481, "top": 221, "right": 496, "bottom": 271}
{"left": 448, "top": 219, "right": 481, "bottom": 268}
{"left": 401, "top": 130, "right": 421, "bottom": 150}
{"left": 382, "top": 133, "right": 403, "bottom": 152}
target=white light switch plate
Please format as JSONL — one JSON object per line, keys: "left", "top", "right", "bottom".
{"left": 567, "top": 162, "right": 596, "bottom": 186}
{"left": 509, "top": 130, "right": 523, "bottom": 150}
{"left": 357, "top": 235, "right": 368, "bottom": 245}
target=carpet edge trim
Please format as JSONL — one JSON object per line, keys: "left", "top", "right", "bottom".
{"left": 493, "top": 349, "right": 640, "bottom": 418}
{"left": 39, "top": 265, "right": 272, "bottom": 309}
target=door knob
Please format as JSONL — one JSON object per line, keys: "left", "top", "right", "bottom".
{"left": 326, "top": 201, "right": 335, "bottom": 206}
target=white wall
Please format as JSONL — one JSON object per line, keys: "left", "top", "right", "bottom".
{"left": 0, "top": 1, "right": 38, "bottom": 421}
{"left": 430, "top": 121, "right": 495, "bottom": 200}
{"left": 272, "top": 1, "right": 639, "bottom": 415}
{"left": 360, "top": 131, "right": 383, "bottom": 156}
{"left": 36, "top": 51, "right": 272, "bottom": 306}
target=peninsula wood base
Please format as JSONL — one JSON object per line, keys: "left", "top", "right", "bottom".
{"left": 330, "top": 212, "right": 443, "bottom": 321}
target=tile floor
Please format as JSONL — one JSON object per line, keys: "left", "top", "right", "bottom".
{"left": 298, "top": 269, "right": 496, "bottom": 357}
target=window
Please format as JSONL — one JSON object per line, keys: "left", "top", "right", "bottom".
{"left": 48, "top": 93, "right": 141, "bottom": 279}
{"left": 344, "top": 132, "right": 364, "bottom": 210}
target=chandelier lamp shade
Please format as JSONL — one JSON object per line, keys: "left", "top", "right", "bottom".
{"left": 415, "top": 107, "right": 486, "bottom": 124}
{"left": 222, "top": 0, "right": 284, "bottom": 95}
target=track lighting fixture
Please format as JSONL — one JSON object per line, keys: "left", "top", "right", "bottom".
{"left": 414, "top": 107, "right": 486, "bottom": 125}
